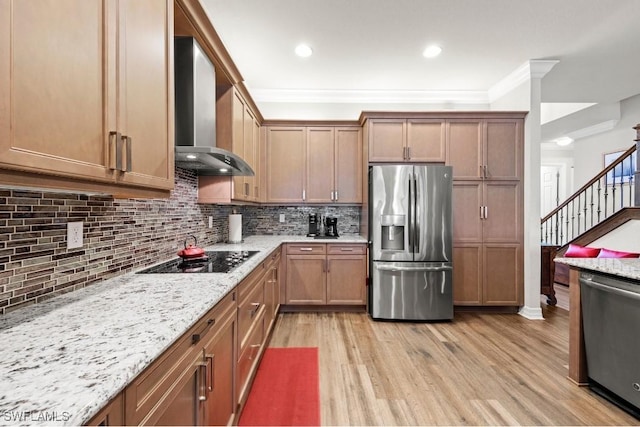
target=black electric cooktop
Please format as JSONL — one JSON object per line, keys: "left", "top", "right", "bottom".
{"left": 138, "top": 251, "right": 259, "bottom": 274}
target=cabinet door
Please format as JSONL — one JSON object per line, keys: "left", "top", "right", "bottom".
{"left": 146, "top": 353, "right": 202, "bottom": 426}
{"left": 452, "top": 245, "right": 482, "bottom": 305}
{"left": 286, "top": 255, "right": 326, "bottom": 304}
{"left": 406, "top": 119, "right": 446, "bottom": 162}
{"left": 0, "top": 0, "right": 114, "bottom": 182}
{"left": 483, "top": 244, "right": 522, "bottom": 305}
{"left": 452, "top": 182, "right": 482, "bottom": 243}
{"left": 368, "top": 119, "right": 405, "bottom": 162}
{"left": 483, "top": 181, "right": 521, "bottom": 243}
{"left": 202, "top": 308, "right": 236, "bottom": 426}
{"left": 231, "top": 92, "right": 246, "bottom": 200}
{"left": 326, "top": 255, "right": 366, "bottom": 305}
{"left": 306, "top": 127, "right": 335, "bottom": 203}
{"left": 242, "top": 105, "right": 256, "bottom": 201}
{"left": 447, "top": 120, "right": 482, "bottom": 179}
{"left": 484, "top": 119, "right": 522, "bottom": 180}
{"left": 116, "top": 0, "right": 174, "bottom": 190}
{"left": 266, "top": 127, "right": 305, "bottom": 203}
{"left": 335, "top": 127, "right": 362, "bottom": 203}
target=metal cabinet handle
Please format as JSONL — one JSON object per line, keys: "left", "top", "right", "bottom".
{"left": 480, "top": 206, "right": 484, "bottom": 219}
{"left": 340, "top": 248, "right": 354, "bottom": 252}
{"left": 250, "top": 302, "right": 260, "bottom": 316}
{"left": 484, "top": 205, "right": 488, "bottom": 219}
{"left": 205, "top": 353, "right": 215, "bottom": 392}
{"left": 192, "top": 318, "right": 216, "bottom": 344}
{"left": 108, "top": 131, "right": 120, "bottom": 170}
{"left": 302, "top": 190, "right": 306, "bottom": 201}
{"left": 407, "top": 146, "right": 411, "bottom": 160}
{"left": 335, "top": 190, "right": 338, "bottom": 201}
{"left": 197, "top": 361, "right": 208, "bottom": 401}
{"left": 299, "top": 248, "right": 313, "bottom": 251}
{"left": 123, "top": 135, "right": 132, "bottom": 172}
{"left": 326, "top": 259, "right": 330, "bottom": 273}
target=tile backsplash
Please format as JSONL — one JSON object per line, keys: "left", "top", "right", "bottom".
{"left": 0, "top": 168, "right": 360, "bottom": 314}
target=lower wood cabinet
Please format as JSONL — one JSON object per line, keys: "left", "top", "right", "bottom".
{"left": 124, "top": 291, "right": 237, "bottom": 425}
{"left": 285, "top": 243, "right": 366, "bottom": 306}
{"left": 90, "top": 246, "right": 283, "bottom": 426}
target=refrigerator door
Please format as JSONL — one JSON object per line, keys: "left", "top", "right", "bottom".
{"left": 370, "top": 165, "right": 414, "bottom": 262}
{"left": 414, "top": 165, "right": 453, "bottom": 262}
{"left": 370, "top": 261, "right": 453, "bottom": 320}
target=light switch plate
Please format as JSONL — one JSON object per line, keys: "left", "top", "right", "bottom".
{"left": 208, "top": 216, "right": 213, "bottom": 228}
{"left": 67, "top": 221, "right": 83, "bottom": 249}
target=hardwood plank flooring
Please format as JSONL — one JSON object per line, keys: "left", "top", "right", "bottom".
{"left": 268, "top": 307, "right": 637, "bottom": 425}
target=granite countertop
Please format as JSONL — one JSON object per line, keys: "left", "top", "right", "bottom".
{"left": 0, "top": 235, "right": 366, "bottom": 426}
{"left": 555, "top": 257, "right": 640, "bottom": 281}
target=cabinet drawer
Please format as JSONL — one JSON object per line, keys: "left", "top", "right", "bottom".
{"left": 124, "top": 290, "right": 236, "bottom": 425}
{"left": 327, "top": 244, "right": 366, "bottom": 255}
{"left": 287, "top": 243, "right": 326, "bottom": 255}
{"left": 238, "top": 279, "right": 264, "bottom": 350}
{"left": 237, "top": 259, "right": 267, "bottom": 302}
{"left": 237, "top": 309, "right": 265, "bottom": 401}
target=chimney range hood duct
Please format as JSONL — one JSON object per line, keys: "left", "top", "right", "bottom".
{"left": 174, "top": 37, "right": 254, "bottom": 176}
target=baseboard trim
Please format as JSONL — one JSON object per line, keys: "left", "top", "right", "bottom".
{"left": 518, "top": 305, "right": 545, "bottom": 320}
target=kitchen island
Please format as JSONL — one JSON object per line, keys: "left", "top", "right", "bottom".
{"left": 0, "top": 235, "right": 365, "bottom": 426}
{"left": 554, "top": 257, "right": 640, "bottom": 386}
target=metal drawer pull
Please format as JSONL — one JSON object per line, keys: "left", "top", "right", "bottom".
{"left": 108, "top": 131, "right": 120, "bottom": 170}
{"left": 340, "top": 248, "right": 354, "bottom": 251}
{"left": 299, "top": 248, "right": 313, "bottom": 251}
{"left": 205, "top": 353, "right": 215, "bottom": 392}
{"left": 197, "top": 361, "right": 208, "bottom": 401}
{"left": 123, "top": 135, "right": 132, "bottom": 172}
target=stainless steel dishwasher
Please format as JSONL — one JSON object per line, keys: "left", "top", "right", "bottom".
{"left": 580, "top": 271, "right": 640, "bottom": 416}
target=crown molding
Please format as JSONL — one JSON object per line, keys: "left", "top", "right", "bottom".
{"left": 251, "top": 88, "right": 489, "bottom": 104}
{"left": 488, "top": 59, "right": 559, "bottom": 102}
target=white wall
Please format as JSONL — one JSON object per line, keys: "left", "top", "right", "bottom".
{"left": 591, "top": 220, "right": 640, "bottom": 252}
{"left": 571, "top": 94, "right": 640, "bottom": 190}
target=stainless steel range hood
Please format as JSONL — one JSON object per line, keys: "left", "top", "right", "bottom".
{"left": 174, "top": 37, "right": 254, "bottom": 176}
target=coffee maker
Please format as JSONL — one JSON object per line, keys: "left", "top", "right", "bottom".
{"left": 324, "top": 216, "right": 339, "bottom": 238}
{"left": 307, "top": 213, "right": 320, "bottom": 237}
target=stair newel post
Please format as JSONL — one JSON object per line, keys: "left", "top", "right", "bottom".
{"left": 634, "top": 123, "right": 640, "bottom": 207}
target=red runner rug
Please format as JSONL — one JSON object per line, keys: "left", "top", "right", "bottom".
{"left": 238, "top": 347, "right": 320, "bottom": 426}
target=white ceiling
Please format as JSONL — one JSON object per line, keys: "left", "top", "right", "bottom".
{"left": 201, "top": 0, "right": 640, "bottom": 120}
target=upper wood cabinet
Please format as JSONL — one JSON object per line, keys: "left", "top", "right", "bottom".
{"left": 447, "top": 119, "right": 522, "bottom": 180}
{"left": 367, "top": 118, "right": 446, "bottom": 163}
{"left": 216, "top": 86, "right": 260, "bottom": 202}
{"left": 266, "top": 125, "right": 362, "bottom": 204}
{"left": 0, "top": 0, "right": 174, "bottom": 195}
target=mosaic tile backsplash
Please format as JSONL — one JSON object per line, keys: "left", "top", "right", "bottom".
{"left": 0, "top": 168, "right": 360, "bottom": 314}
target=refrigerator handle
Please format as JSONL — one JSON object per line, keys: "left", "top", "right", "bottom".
{"left": 413, "top": 174, "right": 419, "bottom": 251}
{"left": 407, "top": 175, "right": 413, "bottom": 251}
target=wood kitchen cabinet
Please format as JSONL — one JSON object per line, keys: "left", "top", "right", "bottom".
{"left": 0, "top": 0, "right": 174, "bottom": 196}
{"left": 124, "top": 291, "right": 236, "bottom": 425}
{"left": 215, "top": 86, "right": 261, "bottom": 202}
{"left": 450, "top": 115, "right": 524, "bottom": 306}
{"left": 86, "top": 393, "right": 124, "bottom": 426}
{"left": 266, "top": 125, "right": 362, "bottom": 204}
{"left": 285, "top": 243, "right": 366, "bottom": 306}
{"left": 366, "top": 118, "right": 446, "bottom": 163}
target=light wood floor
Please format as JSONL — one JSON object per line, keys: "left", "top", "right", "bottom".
{"left": 268, "top": 306, "right": 637, "bottom": 426}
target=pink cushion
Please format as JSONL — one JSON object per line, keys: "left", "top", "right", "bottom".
{"left": 597, "top": 248, "right": 640, "bottom": 258}
{"left": 564, "top": 244, "right": 601, "bottom": 258}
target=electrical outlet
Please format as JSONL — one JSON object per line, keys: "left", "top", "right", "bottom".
{"left": 208, "top": 216, "right": 213, "bottom": 228}
{"left": 67, "top": 221, "right": 83, "bottom": 249}
{"left": 279, "top": 214, "right": 285, "bottom": 223}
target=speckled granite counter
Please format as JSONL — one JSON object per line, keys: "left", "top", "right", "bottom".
{"left": 554, "top": 257, "right": 640, "bottom": 282}
{"left": 0, "top": 235, "right": 366, "bottom": 426}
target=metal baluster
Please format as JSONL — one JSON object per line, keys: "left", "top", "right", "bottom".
{"left": 583, "top": 190, "right": 588, "bottom": 231}
{"left": 554, "top": 212, "right": 560, "bottom": 245}
{"left": 590, "top": 185, "right": 594, "bottom": 229}
{"left": 611, "top": 165, "right": 617, "bottom": 214}
{"left": 597, "top": 179, "right": 602, "bottom": 223}
{"left": 576, "top": 194, "right": 581, "bottom": 234}
{"left": 570, "top": 200, "right": 575, "bottom": 241}
{"left": 604, "top": 173, "right": 609, "bottom": 218}
{"left": 560, "top": 207, "right": 565, "bottom": 245}
{"left": 630, "top": 171, "right": 635, "bottom": 206}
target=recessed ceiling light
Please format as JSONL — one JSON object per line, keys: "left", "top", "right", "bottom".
{"left": 555, "top": 136, "right": 574, "bottom": 146}
{"left": 422, "top": 45, "right": 442, "bottom": 58}
{"left": 295, "top": 44, "right": 313, "bottom": 58}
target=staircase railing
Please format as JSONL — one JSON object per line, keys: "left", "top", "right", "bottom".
{"left": 540, "top": 124, "right": 639, "bottom": 246}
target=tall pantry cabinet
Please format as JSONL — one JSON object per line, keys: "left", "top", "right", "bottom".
{"left": 0, "top": 0, "right": 174, "bottom": 195}
{"left": 447, "top": 117, "right": 524, "bottom": 305}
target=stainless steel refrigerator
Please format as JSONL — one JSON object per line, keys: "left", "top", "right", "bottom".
{"left": 369, "top": 164, "right": 453, "bottom": 320}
